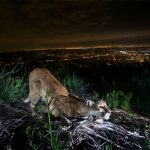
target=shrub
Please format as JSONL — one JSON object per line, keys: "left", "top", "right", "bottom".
{"left": 90, "top": 91, "right": 100, "bottom": 101}
{"left": 105, "top": 144, "right": 112, "bottom": 150}
{"left": 25, "top": 96, "right": 61, "bottom": 150}
{"left": 121, "top": 92, "right": 132, "bottom": 111}
{"left": 105, "top": 90, "right": 132, "bottom": 111}
{"left": 0, "top": 69, "right": 26, "bottom": 104}
{"left": 105, "top": 90, "right": 120, "bottom": 108}
{"left": 61, "top": 73, "right": 85, "bottom": 96}
{"left": 25, "top": 113, "right": 61, "bottom": 150}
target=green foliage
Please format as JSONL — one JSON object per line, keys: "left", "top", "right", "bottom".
{"left": 122, "top": 92, "right": 132, "bottom": 111}
{"left": 0, "top": 68, "right": 27, "bottom": 104}
{"left": 105, "top": 144, "right": 112, "bottom": 150}
{"left": 90, "top": 91, "right": 100, "bottom": 101}
{"left": 25, "top": 114, "right": 61, "bottom": 150}
{"left": 144, "top": 124, "right": 150, "bottom": 150}
{"left": 106, "top": 90, "right": 132, "bottom": 111}
{"left": 61, "top": 73, "right": 85, "bottom": 95}
{"left": 106, "top": 90, "right": 119, "bottom": 108}
{"left": 46, "top": 95, "right": 60, "bottom": 150}
{"left": 25, "top": 96, "right": 61, "bottom": 150}
{"left": 144, "top": 140, "right": 150, "bottom": 150}
{"left": 25, "top": 126, "right": 44, "bottom": 150}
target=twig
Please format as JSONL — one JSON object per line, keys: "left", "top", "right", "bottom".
{"left": 0, "top": 115, "right": 27, "bottom": 138}
{"left": 68, "top": 118, "right": 145, "bottom": 149}
{"left": 0, "top": 65, "right": 22, "bottom": 79}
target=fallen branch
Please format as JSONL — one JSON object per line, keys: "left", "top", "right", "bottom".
{"left": 61, "top": 118, "right": 145, "bottom": 150}
{"left": 0, "top": 115, "right": 27, "bottom": 139}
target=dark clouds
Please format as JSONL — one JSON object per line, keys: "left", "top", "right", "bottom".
{"left": 1, "top": 0, "right": 150, "bottom": 30}
{"left": 0, "top": 0, "right": 150, "bottom": 49}
{"left": 0, "top": 0, "right": 111, "bottom": 30}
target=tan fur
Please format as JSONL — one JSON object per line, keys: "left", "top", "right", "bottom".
{"left": 24, "top": 68, "right": 69, "bottom": 113}
{"left": 25, "top": 68, "right": 111, "bottom": 119}
{"left": 49, "top": 95, "right": 111, "bottom": 119}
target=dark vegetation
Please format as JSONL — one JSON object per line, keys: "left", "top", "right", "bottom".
{"left": 0, "top": 52, "right": 150, "bottom": 149}
{"left": 0, "top": 49, "right": 150, "bottom": 150}
{"left": 0, "top": 0, "right": 150, "bottom": 149}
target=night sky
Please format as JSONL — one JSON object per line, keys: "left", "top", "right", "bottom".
{"left": 0, "top": 0, "right": 150, "bottom": 50}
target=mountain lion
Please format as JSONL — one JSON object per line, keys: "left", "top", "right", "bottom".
{"left": 24, "top": 68, "right": 69, "bottom": 114}
{"left": 50, "top": 94, "right": 111, "bottom": 120}
{"left": 25, "top": 68, "right": 111, "bottom": 120}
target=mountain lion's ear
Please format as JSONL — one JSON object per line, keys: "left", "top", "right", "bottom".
{"left": 100, "top": 98, "right": 104, "bottom": 102}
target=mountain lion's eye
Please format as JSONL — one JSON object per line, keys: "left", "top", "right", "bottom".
{"left": 99, "top": 106, "right": 105, "bottom": 109}
{"left": 99, "top": 106, "right": 108, "bottom": 112}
